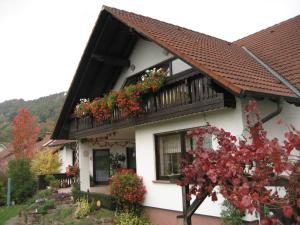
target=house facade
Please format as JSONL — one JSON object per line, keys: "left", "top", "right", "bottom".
{"left": 52, "top": 7, "right": 300, "bottom": 225}
{"left": 45, "top": 139, "right": 76, "bottom": 173}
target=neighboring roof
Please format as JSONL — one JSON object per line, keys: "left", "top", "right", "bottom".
{"left": 104, "top": 6, "right": 299, "bottom": 98}
{"left": 0, "top": 145, "right": 14, "bottom": 163}
{"left": 35, "top": 134, "right": 52, "bottom": 151}
{"left": 234, "top": 15, "right": 300, "bottom": 92}
{"left": 45, "top": 139, "right": 76, "bottom": 147}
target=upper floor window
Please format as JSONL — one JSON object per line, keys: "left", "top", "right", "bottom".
{"left": 155, "top": 128, "right": 212, "bottom": 180}
{"left": 124, "top": 58, "right": 191, "bottom": 86}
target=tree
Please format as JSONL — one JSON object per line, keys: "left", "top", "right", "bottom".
{"left": 31, "top": 148, "right": 62, "bottom": 175}
{"left": 11, "top": 108, "right": 39, "bottom": 159}
{"left": 180, "top": 101, "right": 300, "bottom": 224}
{"left": 8, "top": 159, "right": 36, "bottom": 203}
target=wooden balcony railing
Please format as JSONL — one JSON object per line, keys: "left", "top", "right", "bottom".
{"left": 69, "top": 70, "right": 235, "bottom": 138}
{"left": 37, "top": 173, "right": 75, "bottom": 190}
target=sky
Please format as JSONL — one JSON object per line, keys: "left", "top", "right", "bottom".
{"left": 0, "top": 0, "right": 299, "bottom": 103}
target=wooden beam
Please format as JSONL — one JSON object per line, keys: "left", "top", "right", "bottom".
{"left": 91, "top": 54, "right": 130, "bottom": 67}
{"left": 182, "top": 185, "right": 192, "bottom": 225}
{"left": 187, "top": 192, "right": 208, "bottom": 218}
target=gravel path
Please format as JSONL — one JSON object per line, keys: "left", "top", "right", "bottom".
{"left": 4, "top": 216, "right": 18, "bottom": 225}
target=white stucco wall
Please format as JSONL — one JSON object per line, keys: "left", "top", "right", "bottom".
{"left": 135, "top": 98, "right": 247, "bottom": 218}
{"left": 58, "top": 146, "right": 74, "bottom": 173}
{"left": 113, "top": 39, "right": 173, "bottom": 91}
{"left": 241, "top": 99, "right": 300, "bottom": 141}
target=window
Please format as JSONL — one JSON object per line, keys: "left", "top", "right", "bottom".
{"left": 123, "top": 58, "right": 195, "bottom": 89}
{"left": 155, "top": 129, "right": 212, "bottom": 180}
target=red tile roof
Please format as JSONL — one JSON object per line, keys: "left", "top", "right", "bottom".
{"left": 234, "top": 15, "right": 300, "bottom": 92}
{"left": 104, "top": 6, "right": 299, "bottom": 98}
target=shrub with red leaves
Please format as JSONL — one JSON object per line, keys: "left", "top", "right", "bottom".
{"left": 180, "top": 100, "right": 300, "bottom": 224}
{"left": 110, "top": 169, "right": 146, "bottom": 214}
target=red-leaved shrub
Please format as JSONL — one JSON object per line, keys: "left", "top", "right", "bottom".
{"left": 110, "top": 169, "right": 146, "bottom": 214}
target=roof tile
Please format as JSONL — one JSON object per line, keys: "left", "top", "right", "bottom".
{"left": 104, "top": 6, "right": 297, "bottom": 98}
{"left": 235, "top": 15, "right": 300, "bottom": 92}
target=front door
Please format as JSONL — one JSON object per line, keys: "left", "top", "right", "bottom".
{"left": 126, "top": 147, "right": 136, "bottom": 171}
{"left": 93, "top": 149, "right": 110, "bottom": 185}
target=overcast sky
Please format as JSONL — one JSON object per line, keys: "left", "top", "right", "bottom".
{"left": 0, "top": 0, "right": 299, "bottom": 103}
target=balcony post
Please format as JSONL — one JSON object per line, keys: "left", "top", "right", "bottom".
{"left": 78, "top": 141, "right": 90, "bottom": 192}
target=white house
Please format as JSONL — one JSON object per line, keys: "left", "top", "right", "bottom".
{"left": 52, "top": 7, "right": 300, "bottom": 225}
{"left": 45, "top": 139, "right": 76, "bottom": 173}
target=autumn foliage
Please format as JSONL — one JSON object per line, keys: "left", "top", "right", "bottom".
{"left": 12, "top": 108, "right": 39, "bottom": 159}
{"left": 74, "top": 68, "right": 167, "bottom": 120}
{"left": 180, "top": 101, "right": 300, "bottom": 224}
{"left": 110, "top": 169, "right": 146, "bottom": 214}
{"left": 31, "top": 149, "right": 62, "bottom": 175}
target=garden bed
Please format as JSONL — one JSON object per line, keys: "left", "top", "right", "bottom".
{"left": 18, "top": 189, "right": 115, "bottom": 225}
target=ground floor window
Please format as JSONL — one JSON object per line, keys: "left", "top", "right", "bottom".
{"left": 155, "top": 128, "right": 211, "bottom": 180}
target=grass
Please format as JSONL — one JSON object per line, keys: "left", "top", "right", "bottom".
{"left": 95, "top": 208, "right": 114, "bottom": 219}
{"left": 0, "top": 205, "right": 23, "bottom": 225}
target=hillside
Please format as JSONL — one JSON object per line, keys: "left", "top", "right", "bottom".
{"left": 0, "top": 92, "right": 66, "bottom": 142}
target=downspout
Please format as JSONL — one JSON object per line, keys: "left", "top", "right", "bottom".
{"left": 260, "top": 98, "right": 283, "bottom": 124}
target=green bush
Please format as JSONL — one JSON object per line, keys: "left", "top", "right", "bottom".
{"left": 37, "top": 199, "right": 55, "bottom": 215}
{"left": 74, "top": 197, "right": 90, "bottom": 218}
{"left": 8, "top": 159, "right": 37, "bottom": 203}
{"left": 0, "top": 171, "right": 6, "bottom": 205}
{"left": 45, "top": 175, "right": 60, "bottom": 188}
{"left": 115, "top": 212, "right": 152, "bottom": 225}
{"left": 29, "top": 199, "right": 55, "bottom": 215}
{"left": 221, "top": 200, "right": 245, "bottom": 225}
{"left": 36, "top": 188, "right": 53, "bottom": 199}
{"left": 71, "top": 182, "right": 81, "bottom": 200}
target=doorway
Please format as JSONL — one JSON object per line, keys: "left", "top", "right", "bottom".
{"left": 126, "top": 147, "right": 136, "bottom": 171}
{"left": 93, "top": 149, "right": 110, "bottom": 185}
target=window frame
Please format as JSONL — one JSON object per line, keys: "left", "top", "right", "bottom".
{"left": 154, "top": 130, "right": 190, "bottom": 181}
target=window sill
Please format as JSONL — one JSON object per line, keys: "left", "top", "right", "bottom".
{"left": 152, "top": 180, "right": 177, "bottom": 184}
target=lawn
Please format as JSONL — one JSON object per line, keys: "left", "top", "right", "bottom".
{"left": 0, "top": 205, "right": 23, "bottom": 225}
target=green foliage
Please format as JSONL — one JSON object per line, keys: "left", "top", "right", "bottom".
{"left": 29, "top": 199, "right": 55, "bottom": 215}
{"left": 52, "top": 207, "right": 73, "bottom": 220}
{"left": 31, "top": 149, "right": 62, "bottom": 175}
{"left": 95, "top": 208, "right": 114, "bottom": 219}
{"left": 109, "top": 152, "right": 126, "bottom": 175}
{"left": 115, "top": 212, "right": 152, "bottom": 225}
{"left": 36, "top": 189, "right": 53, "bottom": 199}
{"left": 221, "top": 200, "right": 245, "bottom": 225}
{"left": 38, "top": 199, "right": 55, "bottom": 215}
{"left": 8, "top": 159, "right": 37, "bottom": 203}
{"left": 0, "top": 92, "right": 65, "bottom": 142}
{"left": 0, "top": 170, "right": 7, "bottom": 205}
{"left": 45, "top": 175, "right": 60, "bottom": 188}
{"left": 74, "top": 197, "right": 90, "bottom": 219}
{"left": 71, "top": 182, "right": 81, "bottom": 201}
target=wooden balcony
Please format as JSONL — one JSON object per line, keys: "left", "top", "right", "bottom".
{"left": 69, "top": 70, "right": 236, "bottom": 138}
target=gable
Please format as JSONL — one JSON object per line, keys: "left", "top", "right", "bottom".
{"left": 113, "top": 39, "right": 173, "bottom": 91}
{"left": 52, "top": 7, "right": 300, "bottom": 140}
